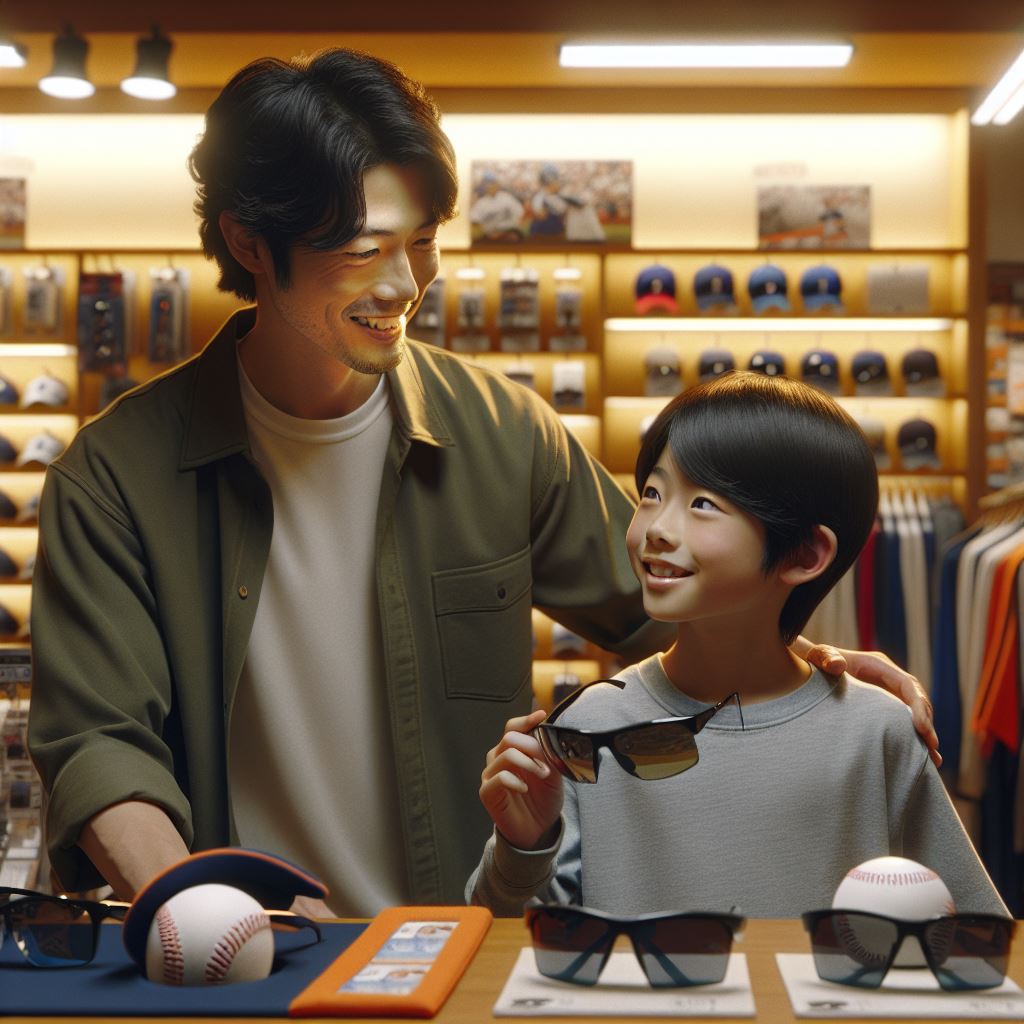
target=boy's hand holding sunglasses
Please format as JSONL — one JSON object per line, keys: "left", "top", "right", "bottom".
{"left": 479, "top": 708, "right": 563, "bottom": 852}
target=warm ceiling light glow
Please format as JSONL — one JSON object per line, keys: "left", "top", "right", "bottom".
{"left": 121, "top": 26, "right": 176, "bottom": 100}
{"left": 39, "top": 26, "right": 94, "bottom": 99}
{"left": 0, "top": 39, "right": 26, "bottom": 68}
{"left": 559, "top": 43, "right": 853, "bottom": 69}
{"left": 972, "top": 47, "right": 1024, "bottom": 125}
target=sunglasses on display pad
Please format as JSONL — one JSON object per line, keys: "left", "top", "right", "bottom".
{"left": 802, "top": 909, "right": 1016, "bottom": 991}
{"left": 536, "top": 677, "right": 743, "bottom": 783}
{"left": 526, "top": 902, "right": 745, "bottom": 987}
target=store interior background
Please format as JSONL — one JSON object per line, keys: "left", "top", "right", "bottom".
{"left": 0, "top": 0, "right": 1023, "bottom": 900}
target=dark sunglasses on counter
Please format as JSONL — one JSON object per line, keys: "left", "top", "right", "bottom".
{"left": 536, "top": 677, "right": 743, "bottom": 783}
{"left": 802, "top": 909, "right": 1016, "bottom": 991}
{"left": 526, "top": 902, "right": 745, "bottom": 987}
{"left": 0, "top": 886, "right": 322, "bottom": 968}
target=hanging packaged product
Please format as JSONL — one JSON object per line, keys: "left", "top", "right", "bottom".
{"left": 408, "top": 275, "right": 445, "bottom": 347}
{"left": 549, "top": 267, "right": 586, "bottom": 352}
{"left": 499, "top": 266, "right": 540, "bottom": 353}
{"left": 23, "top": 265, "right": 63, "bottom": 337}
{"left": 0, "top": 266, "right": 12, "bottom": 339}
{"left": 148, "top": 266, "right": 190, "bottom": 363}
{"left": 552, "top": 359, "right": 586, "bottom": 411}
{"left": 450, "top": 267, "right": 489, "bottom": 353}
{"left": 78, "top": 271, "right": 129, "bottom": 374}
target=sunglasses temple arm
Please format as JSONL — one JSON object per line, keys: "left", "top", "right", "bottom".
{"left": 555, "top": 932, "right": 614, "bottom": 981}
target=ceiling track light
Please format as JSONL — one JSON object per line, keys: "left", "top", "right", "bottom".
{"left": 0, "top": 30, "right": 26, "bottom": 69}
{"left": 972, "top": 47, "right": 1024, "bottom": 126}
{"left": 39, "top": 25, "right": 94, "bottom": 99}
{"left": 121, "top": 25, "right": 176, "bottom": 100}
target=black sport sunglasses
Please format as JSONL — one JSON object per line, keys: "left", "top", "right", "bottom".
{"left": 536, "top": 677, "right": 743, "bottom": 783}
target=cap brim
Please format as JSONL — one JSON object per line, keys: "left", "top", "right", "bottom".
{"left": 122, "top": 847, "right": 328, "bottom": 969}
{"left": 751, "top": 296, "right": 791, "bottom": 314}
{"left": 635, "top": 294, "right": 678, "bottom": 315}
{"left": 801, "top": 295, "right": 844, "bottom": 312}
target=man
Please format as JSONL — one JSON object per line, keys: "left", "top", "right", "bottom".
{"left": 28, "top": 49, "right": 935, "bottom": 915}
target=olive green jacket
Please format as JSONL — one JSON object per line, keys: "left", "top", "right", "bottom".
{"left": 29, "top": 308, "right": 668, "bottom": 897}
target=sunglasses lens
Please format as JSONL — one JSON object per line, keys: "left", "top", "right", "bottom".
{"left": 806, "top": 912, "right": 896, "bottom": 989}
{"left": 634, "top": 917, "right": 733, "bottom": 987}
{"left": 528, "top": 908, "right": 613, "bottom": 985}
{"left": 613, "top": 722, "right": 698, "bottom": 780}
{"left": 9, "top": 898, "right": 95, "bottom": 966}
{"left": 539, "top": 727, "right": 597, "bottom": 783}
{"left": 925, "top": 916, "right": 1013, "bottom": 991}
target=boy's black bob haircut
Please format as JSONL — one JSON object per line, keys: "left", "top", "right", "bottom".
{"left": 188, "top": 48, "right": 459, "bottom": 301}
{"left": 634, "top": 371, "right": 879, "bottom": 644}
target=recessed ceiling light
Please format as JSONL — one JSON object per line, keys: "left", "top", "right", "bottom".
{"left": 559, "top": 43, "right": 853, "bottom": 69}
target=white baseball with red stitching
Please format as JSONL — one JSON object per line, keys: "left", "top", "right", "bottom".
{"left": 145, "top": 883, "right": 274, "bottom": 985}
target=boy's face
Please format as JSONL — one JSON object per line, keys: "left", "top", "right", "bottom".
{"left": 262, "top": 163, "right": 440, "bottom": 375}
{"left": 626, "top": 449, "right": 788, "bottom": 627}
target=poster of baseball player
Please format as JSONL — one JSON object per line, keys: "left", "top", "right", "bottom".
{"left": 469, "top": 160, "right": 632, "bottom": 246}
{"left": 757, "top": 184, "right": 870, "bottom": 249}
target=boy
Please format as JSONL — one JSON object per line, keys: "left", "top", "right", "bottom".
{"left": 468, "top": 372, "right": 1006, "bottom": 918}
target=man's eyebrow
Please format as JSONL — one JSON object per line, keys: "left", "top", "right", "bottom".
{"left": 359, "top": 219, "right": 438, "bottom": 236}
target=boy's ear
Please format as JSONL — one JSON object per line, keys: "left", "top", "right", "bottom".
{"left": 778, "top": 525, "right": 838, "bottom": 586}
{"left": 219, "top": 212, "right": 273, "bottom": 278}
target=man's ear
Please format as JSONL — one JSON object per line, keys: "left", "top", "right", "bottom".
{"left": 779, "top": 525, "right": 838, "bottom": 586}
{"left": 218, "top": 212, "right": 272, "bottom": 278}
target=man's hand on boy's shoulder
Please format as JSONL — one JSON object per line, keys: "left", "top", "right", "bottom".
{"left": 795, "top": 637, "right": 941, "bottom": 769}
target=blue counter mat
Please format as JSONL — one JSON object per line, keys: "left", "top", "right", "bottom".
{"left": 0, "top": 921, "right": 366, "bottom": 1016}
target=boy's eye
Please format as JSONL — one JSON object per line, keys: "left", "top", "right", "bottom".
{"left": 641, "top": 485, "right": 661, "bottom": 501}
{"left": 691, "top": 496, "right": 719, "bottom": 511}
{"left": 344, "top": 248, "right": 378, "bottom": 260}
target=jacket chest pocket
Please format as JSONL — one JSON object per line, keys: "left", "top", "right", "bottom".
{"left": 433, "top": 547, "right": 533, "bottom": 701}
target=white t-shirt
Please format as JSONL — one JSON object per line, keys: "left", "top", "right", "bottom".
{"left": 228, "top": 357, "right": 407, "bottom": 914}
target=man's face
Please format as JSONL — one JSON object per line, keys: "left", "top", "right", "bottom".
{"left": 263, "top": 163, "right": 439, "bottom": 374}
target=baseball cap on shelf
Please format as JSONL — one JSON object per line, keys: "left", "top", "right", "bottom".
{"left": 852, "top": 413, "right": 891, "bottom": 471}
{"left": 748, "top": 264, "right": 790, "bottom": 314}
{"left": 552, "top": 360, "right": 586, "bottom": 410}
{"left": 0, "top": 374, "right": 19, "bottom": 405}
{"left": 503, "top": 362, "right": 535, "bottom": 391}
{"left": 748, "top": 350, "right": 786, "bottom": 377}
{"left": 20, "top": 372, "right": 69, "bottom": 409}
{"left": 17, "top": 551, "right": 34, "bottom": 582}
{"left": 0, "top": 547, "right": 17, "bottom": 580}
{"left": 799, "top": 264, "right": 844, "bottom": 313}
{"left": 851, "top": 350, "right": 891, "bottom": 396}
{"left": 901, "top": 348, "right": 945, "bottom": 397}
{"left": 693, "top": 263, "right": 737, "bottom": 312}
{"left": 800, "top": 349, "right": 841, "bottom": 395}
{"left": 897, "top": 417, "right": 942, "bottom": 470}
{"left": 0, "top": 434, "right": 17, "bottom": 464}
{"left": 15, "top": 493, "right": 40, "bottom": 524}
{"left": 698, "top": 348, "right": 735, "bottom": 382}
{"left": 644, "top": 345, "right": 682, "bottom": 397}
{"left": 16, "top": 431, "right": 65, "bottom": 468}
{"left": 122, "top": 847, "right": 328, "bottom": 972}
{"left": 0, "top": 603, "right": 18, "bottom": 639}
{"left": 0, "top": 490, "right": 16, "bottom": 519}
{"left": 551, "top": 622, "right": 589, "bottom": 659}
{"left": 634, "top": 264, "right": 678, "bottom": 316}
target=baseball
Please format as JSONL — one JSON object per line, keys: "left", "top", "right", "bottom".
{"left": 832, "top": 856, "right": 956, "bottom": 968}
{"left": 145, "top": 883, "right": 274, "bottom": 986}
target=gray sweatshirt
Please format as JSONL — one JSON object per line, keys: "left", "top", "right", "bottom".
{"left": 467, "top": 656, "right": 1007, "bottom": 919}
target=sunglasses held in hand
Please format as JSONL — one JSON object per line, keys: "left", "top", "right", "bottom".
{"left": 802, "top": 909, "right": 1015, "bottom": 991}
{"left": 536, "top": 677, "right": 743, "bottom": 783}
{"left": 526, "top": 902, "right": 745, "bottom": 987}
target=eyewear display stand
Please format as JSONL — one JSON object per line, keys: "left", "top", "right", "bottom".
{"left": 0, "top": 918, "right": 1021, "bottom": 1022}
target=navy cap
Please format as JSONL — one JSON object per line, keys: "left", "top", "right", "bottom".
{"left": 635, "top": 264, "right": 678, "bottom": 316}
{"left": 901, "top": 348, "right": 944, "bottom": 396}
{"left": 799, "top": 264, "right": 844, "bottom": 312}
{"left": 0, "top": 490, "right": 16, "bottom": 519}
{"left": 800, "top": 349, "right": 841, "bottom": 394}
{"left": 698, "top": 348, "right": 735, "bottom": 382}
{"left": 852, "top": 413, "right": 891, "bottom": 470}
{"left": 693, "top": 263, "right": 736, "bottom": 312}
{"left": 748, "top": 264, "right": 790, "bottom": 314}
{"left": 897, "top": 417, "right": 942, "bottom": 470}
{"left": 0, "top": 374, "right": 18, "bottom": 405}
{"left": 0, "top": 548, "right": 17, "bottom": 579}
{"left": 122, "top": 847, "right": 328, "bottom": 971}
{"left": 851, "top": 350, "right": 891, "bottom": 396}
{"left": 748, "top": 350, "right": 786, "bottom": 377}
{"left": 0, "top": 435, "right": 16, "bottom": 464}
{"left": 551, "top": 622, "right": 588, "bottom": 658}
{"left": 0, "top": 603, "right": 18, "bottom": 638}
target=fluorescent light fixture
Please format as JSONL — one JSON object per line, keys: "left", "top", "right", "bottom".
{"left": 39, "top": 26, "right": 94, "bottom": 99}
{"left": 972, "top": 47, "right": 1024, "bottom": 125}
{"left": 0, "top": 343, "right": 76, "bottom": 357}
{"left": 121, "top": 26, "right": 176, "bottom": 100}
{"left": 604, "top": 317, "right": 953, "bottom": 333}
{"left": 560, "top": 43, "right": 853, "bottom": 69}
{"left": 0, "top": 37, "right": 26, "bottom": 68}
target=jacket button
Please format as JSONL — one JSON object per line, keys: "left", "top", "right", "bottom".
{"left": 497, "top": 586, "right": 507, "bottom": 600}
{"left": 238, "top": 585, "right": 249, "bottom": 599}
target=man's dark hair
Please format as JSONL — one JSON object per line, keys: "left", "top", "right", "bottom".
{"left": 188, "top": 48, "right": 459, "bottom": 300}
{"left": 634, "top": 371, "right": 879, "bottom": 643}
